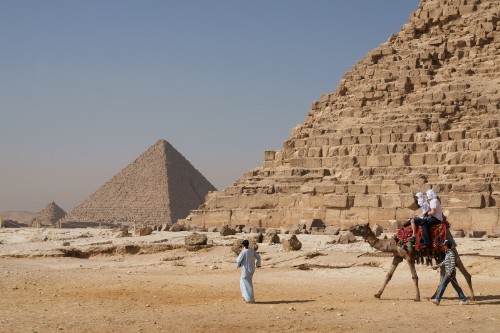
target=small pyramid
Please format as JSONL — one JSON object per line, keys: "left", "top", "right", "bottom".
{"left": 31, "top": 202, "right": 67, "bottom": 228}
{"left": 61, "top": 140, "right": 216, "bottom": 227}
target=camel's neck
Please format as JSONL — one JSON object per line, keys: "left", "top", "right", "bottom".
{"left": 363, "top": 233, "right": 396, "bottom": 253}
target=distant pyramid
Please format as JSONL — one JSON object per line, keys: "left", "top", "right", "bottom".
{"left": 186, "top": 0, "right": 500, "bottom": 233}
{"left": 62, "top": 139, "right": 216, "bottom": 227}
{"left": 31, "top": 202, "right": 67, "bottom": 227}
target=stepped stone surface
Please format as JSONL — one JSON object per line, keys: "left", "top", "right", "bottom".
{"left": 186, "top": 0, "right": 500, "bottom": 232}
{"left": 62, "top": 140, "right": 216, "bottom": 227}
{"left": 30, "top": 202, "right": 66, "bottom": 227}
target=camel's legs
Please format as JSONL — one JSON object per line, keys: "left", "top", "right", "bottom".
{"left": 407, "top": 259, "right": 420, "bottom": 301}
{"left": 455, "top": 253, "right": 475, "bottom": 301}
{"left": 374, "top": 256, "right": 403, "bottom": 299}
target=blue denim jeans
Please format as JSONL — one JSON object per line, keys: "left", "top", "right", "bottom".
{"left": 435, "top": 271, "right": 467, "bottom": 301}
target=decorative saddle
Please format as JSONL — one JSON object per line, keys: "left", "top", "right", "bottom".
{"left": 394, "top": 222, "right": 449, "bottom": 264}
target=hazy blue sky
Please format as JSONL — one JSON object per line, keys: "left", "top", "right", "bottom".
{"left": 0, "top": 0, "right": 420, "bottom": 213}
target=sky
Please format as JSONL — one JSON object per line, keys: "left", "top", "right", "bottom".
{"left": 0, "top": 0, "right": 420, "bottom": 213}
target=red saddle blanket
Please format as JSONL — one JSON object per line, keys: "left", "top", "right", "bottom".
{"left": 395, "top": 222, "right": 448, "bottom": 252}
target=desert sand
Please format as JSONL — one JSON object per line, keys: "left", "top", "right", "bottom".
{"left": 0, "top": 228, "right": 499, "bottom": 333}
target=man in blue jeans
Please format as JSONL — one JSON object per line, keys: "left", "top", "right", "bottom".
{"left": 431, "top": 240, "right": 469, "bottom": 305}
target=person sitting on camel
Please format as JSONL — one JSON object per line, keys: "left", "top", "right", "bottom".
{"left": 419, "top": 188, "right": 443, "bottom": 247}
{"left": 407, "top": 192, "right": 431, "bottom": 244}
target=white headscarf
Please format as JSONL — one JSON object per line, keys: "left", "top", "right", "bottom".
{"left": 427, "top": 188, "right": 437, "bottom": 200}
{"left": 415, "top": 192, "right": 426, "bottom": 206}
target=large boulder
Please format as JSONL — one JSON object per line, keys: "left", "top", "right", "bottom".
{"left": 231, "top": 238, "right": 259, "bottom": 255}
{"left": 220, "top": 225, "right": 236, "bottom": 236}
{"left": 184, "top": 233, "right": 208, "bottom": 246}
{"left": 339, "top": 232, "right": 357, "bottom": 244}
{"left": 136, "top": 226, "right": 153, "bottom": 236}
{"left": 264, "top": 232, "right": 280, "bottom": 244}
{"left": 283, "top": 235, "right": 302, "bottom": 252}
{"left": 170, "top": 222, "right": 186, "bottom": 232}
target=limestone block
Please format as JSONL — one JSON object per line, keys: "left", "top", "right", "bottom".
{"left": 307, "top": 147, "right": 322, "bottom": 158}
{"left": 303, "top": 158, "right": 322, "bottom": 168}
{"left": 216, "top": 195, "right": 239, "bottom": 209}
{"left": 368, "top": 208, "right": 397, "bottom": 226}
{"left": 248, "top": 210, "right": 271, "bottom": 227}
{"left": 358, "top": 135, "right": 372, "bottom": 144}
{"left": 278, "top": 195, "right": 299, "bottom": 207}
{"left": 470, "top": 209, "right": 499, "bottom": 232}
{"left": 185, "top": 233, "right": 208, "bottom": 246}
{"left": 476, "top": 151, "right": 496, "bottom": 164}
{"left": 309, "top": 195, "right": 325, "bottom": 209}
{"left": 334, "top": 185, "right": 349, "bottom": 194}
{"left": 371, "top": 134, "right": 381, "bottom": 144}
{"left": 301, "top": 208, "right": 326, "bottom": 221}
{"left": 367, "top": 184, "right": 381, "bottom": 194}
{"left": 441, "top": 193, "right": 484, "bottom": 208}
{"left": 205, "top": 210, "right": 231, "bottom": 226}
{"left": 348, "top": 184, "right": 367, "bottom": 194}
{"left": 341, "top": 207, "right": 369, "bottom": 222}
{"left": 409, "top": 154, "right": 425, "bottom": 166}
{"left": 231, "top": 209, "right": 250, "bottom": 225}
{"left": 367, "top": 155, "right": 391, "bottom": 167}
{"left": 380, "top": 195, "right": 402, "bottom": 208}
{"left": 447, "top": 208, "right": 473, "bottom": 230}
{"left": 264, "top": 150, "right": 276, "bottom": 161}
{"left": 354, "top": 195, "right": 379, "bottom": 208}
{"left": 380, "top": 184, "right": 400, "bottom": 194}
{"left": 324, "top": 225, "right": 340, "bottom": 235}
{"left": 290, "top": 158, "right": 304, "bottom": 168}
{"left": 325, "top": 209, "right": 342, "bottom": 224}
{"left": 323, "top": 195, "right": 349, "bottom": 208}
{"left": 391, "top": 154, "right": 409, "bottom": 167}
{"left": 339, "top": 232, "right": 357, "bottom": 244}
{"left": 381, "top": 134, "right": 391, "bottom": 143}
{"left": 415, "top": 143, "right": 428, "bottom": 153}
{"left": 468, "top": 140, "right": 481, "bottom": 151}
{"left": 396, "top": 208, "right": 415, "bottom": 222}
{"left": 341, "top": 136, "right": 358, "bottom": 145}
{"left": 283, "top": 235, "right": 302, "bottom": 251}
{"left": 459, "top": 4, "right": 476, "bottom": 15}
{"left": 400, "top": 193, "right": 417, "bottom": 208}
{"left": 451, "top": 182, "right": 490, "bottom": 193}
{"left": 315, "top": 184, "right": 335, "bottom": 194}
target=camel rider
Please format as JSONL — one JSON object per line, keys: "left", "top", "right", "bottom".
{"left": 419, "top": 188, "right": 443, "bottom": 246}
{"left": 407, "top": 192, "right": 431, "bottom": 242}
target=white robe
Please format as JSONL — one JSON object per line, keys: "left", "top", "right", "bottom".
{"left": 236, "top": 248, "right": 261, "bottom": 303}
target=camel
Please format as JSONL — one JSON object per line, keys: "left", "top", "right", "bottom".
{"left": 349, "top": 223, "right": 475, "bottom": 302}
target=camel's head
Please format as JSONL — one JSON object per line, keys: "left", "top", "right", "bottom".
{"left": 349, "top": 223, "right": 372, "bottom": 238}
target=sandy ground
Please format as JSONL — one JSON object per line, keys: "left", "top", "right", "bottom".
{"left": 0, "top": 228, "right": 499, "bottom": 333}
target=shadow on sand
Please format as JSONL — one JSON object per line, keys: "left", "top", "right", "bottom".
{"left": 255, "top": 299, "right": 314, "bottom": 305}
{"left": 470, "top": 294, "right": 500, "bottom": 305}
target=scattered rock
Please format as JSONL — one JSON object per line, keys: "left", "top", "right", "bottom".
{"left": 283, "top": 235, "right": 302, "bottom": 252}
{"left": 184, "top": 233, "right": 208, "bottom": 246}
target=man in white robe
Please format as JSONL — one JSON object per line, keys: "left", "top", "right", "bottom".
{"left": 236, "top": 239, "right": 261, "bottom": 304}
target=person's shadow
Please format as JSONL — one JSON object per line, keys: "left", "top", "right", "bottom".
{"left": 471, "top": 294, "right": 500, "bottom": 305}
{"left": 255, "top": 299, "right": 314, "bottom": 305}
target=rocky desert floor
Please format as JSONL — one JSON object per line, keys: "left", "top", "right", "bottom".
{"left": 0, "top": 228, "right": 499, "bottom": 333}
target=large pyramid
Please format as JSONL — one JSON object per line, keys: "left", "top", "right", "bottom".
{"left": 186, "top": 0, "right": 500, "bottom": 232}
{"left": 30, "top": 202, "right": 67, "bottom": 227}
{"left": 62, "top": 139, "right": 216, "bottom": 227}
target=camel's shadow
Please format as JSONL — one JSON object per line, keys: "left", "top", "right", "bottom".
{"left": 255, "top": 299, "right": 314, "bottom": 305}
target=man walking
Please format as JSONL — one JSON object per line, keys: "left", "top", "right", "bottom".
{"left": 432, "top": 240, "right": 469, "bottom": 305}
{"left": 237, "top": 239, "right": 261, "bottom": 304}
